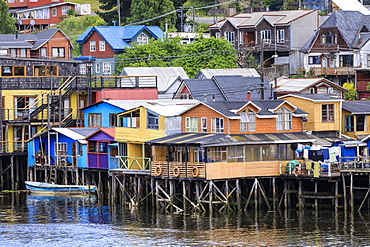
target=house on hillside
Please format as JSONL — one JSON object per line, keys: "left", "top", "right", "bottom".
{"left": 208, "top": 10, "right": 319, "bottom": 75}
{"left": 86, "top": 128, "right": 116, "bottom": 169}
{"left": 274, "top": 77, "right": 348, "bottom": 97}
{"left": 7, "top": 1, "right": 77, "bottom": 31}
{"left": 0, "top": 28, "right": 73, "bottom": 60}
{"left": 300, "top": 11, "right": 370, "bottom": 86}
{"left": 76, "top": 25, "right": 165, "bottom": 76}
{"left": 173, "top": 75, "right": 273, "bottom": 101}
{"left": 120, "top": 67, "right": 189, "bottom": 99}
{"left": 342, "top": 100, "right": 370, "bottom": 139}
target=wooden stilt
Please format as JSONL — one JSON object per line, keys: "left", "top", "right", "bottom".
{"left": 272, "top": 177, "right": 277, "bottom": 211}
{"left": 342, "top": 173, "right": 347, "bottom": 212}
{"left": 350, "top": 173, "right": 354, "bottom": 212}
{"left": 315, "top": 180, "right": 318, "bottom": 209}
{"left": 335, "top": 180, "right": 339, "bottom": 211}
{"left": 236, "top": 179, "right": 241, "bottom": 211}
{"left": 11, "top": 156, "right": 14, "bottom": 191}
{"left": 298, "top": 179, "right": 303, "bottom": 208}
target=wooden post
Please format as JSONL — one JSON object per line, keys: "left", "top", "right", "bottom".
{"left": 236, "top": 179, "right": 241, "bottom": 211}
{"left": 182, "top": 180, "right": 187, "bottom": 211}
{"left": 254, "top": 178, "right": 258, "bottom": 209}
{"left": 284, "top": 180, "right": 288, "bottom": 209}
{"left": 272, "top": 177, "right": 277, "bottom": 210}
{"left": 209, "top": 181, "right": 213, "bottom": 213}
{"left": 151, "top": 178, "right": 155, "bottom": 207}
{"left": 315, "top": 180, "right": 318, "bottom": 209}
{"left": 11, "top": 156, "right": 15, "bottom": 191}
{"left": 342, "top": 173, "right": 347, "bottom": 212}
{"left": 350, "top": 173, "right": 354, "bottom": 212}
{"left": 155, "top": 179, "right": 160, "bottom": 209}
{"left": 335, "top": 180, "right": 339, "bottom": 211}
{"left": 298, "top": 179, "right": 303, "bottom": 208}
{"left": 225, "top": 180, "right": 229, "bottom": 210}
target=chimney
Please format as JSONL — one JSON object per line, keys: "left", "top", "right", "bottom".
{"left": 246, "top": 91, "right": 251, "bottom": 101}
{"left": 212, "top": 94, "right": 215, "bottom": 101}
{"left": 204, "top": 94, "right": 207, "bottom": 101}
{"left": 15, "top": 31, "right": 18, "bottom": 40}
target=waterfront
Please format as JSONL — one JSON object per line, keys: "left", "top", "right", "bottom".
{"left": 1, "top": 192, "right": 370, "bottom": 246}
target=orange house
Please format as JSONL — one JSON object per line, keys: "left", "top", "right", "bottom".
{"left": 180, "top": 100, "right": 307, "bottom": 134}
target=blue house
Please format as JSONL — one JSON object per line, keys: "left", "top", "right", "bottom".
{"left": 27, "top": 127, "right": 98, "bottom": 168}
{"left": 75, "top": 25, "right": 165, "bottom": 75}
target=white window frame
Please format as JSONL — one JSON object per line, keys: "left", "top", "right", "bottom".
{"left": 201, "top": 117, "right": 207, "bottom": 133}
{"left": 277, "top": 29, "right": 284, "bottom": 43}
{"left": 20, "top": 48, "right": 26, "bottom": 57}
{"left": 54, "top": 142, "right": 67, "bottom": 156}
{"left": 261, "top": 30, "right": 271, "bottom": 43}
{"left": 239, "top": 31, "right": 244, "bottom": 44}
{"left": 137, "top": 33, "right": 148, "bottom": 45}
{"left": 62, "top": 6, "right": 71, "bottom": 15}
{"left": 80, "top": 64, "right": 86, "bottom": 75}
{"left": 90, "top": 41, "right": 96, "bottom": 52}
{"left": 224, "top": 32, "right": 235, "bottom": 43}
{"left": 215, "top": 32, "right": 221, "bottom": 38}
{"left": 52, "top": 47, "right": 65, "bottom": 58}
{"left": 52, "top": 8, "right": 57, "bottom": 17}
{"left": 276, "top": 107, "right": 292, "bottom": 131}
{"left": 185, "top": 117, "right": 198, "bottom": 132}
{"left": 211, "top": 118, "right": 224, "bottom": 133}
{"left": 95, "top": 63, "right": 100, "bottom": 73}
{"left": 103, "top": 62, "right": 111, "bottom": 74}
{"left": 99, "top": 40, "right": 105, "bottom": 51}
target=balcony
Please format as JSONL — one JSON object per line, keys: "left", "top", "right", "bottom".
{"left": 312, "top": 67, "right": 357, "bottom": 76}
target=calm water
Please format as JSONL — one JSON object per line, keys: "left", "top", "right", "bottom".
{"left": 1, "top": 192, "right": 370, "bottom": 246}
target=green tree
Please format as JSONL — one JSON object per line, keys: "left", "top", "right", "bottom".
{"left": 173, "top": 37, "right": 237, "bottom": 78}
{"left": 127, "top": 0, "right": 176, "bottom": 30}
{"left": 283, "top": 0, "right": 300, "bottom": 10}
{"left": 343, "top": 82, "right": 357, "bottom": 100}
{"left": 115, "top": 37, "right": 183, "bottom": 73}
{"left": 264, "top": 0, "right": 283, "bottom": 10}
{"left": 0, "top": 0, "right": 16, "bottom": 34}
{"left": 57, "top": 15, "right": 106, "bottom": 57}
{"left": 96, "top": 0, "right": 132, "bottom": 25}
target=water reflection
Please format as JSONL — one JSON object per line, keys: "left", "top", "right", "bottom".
{"left": 0, "top": 192, "right": 370, "bottom": 246}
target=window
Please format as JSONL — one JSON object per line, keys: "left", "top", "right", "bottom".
{"left": 99, "top": 40, "right": 105, "bottom": 51}
{"left": 52, "top": 47, "right": 65, "bottom": 58}
{"left": 339, "top": 55, "right": 353, "bottom": 67}
{"left": 211, "top": 118, "right": 224, "bottom": 133}
{"left": 321, "top": 33, "right": 326, "bottom": 44}
{"left": 224, "top": 32, "right": 235, "bottom": 43}
{"left": 147, "top": 110, "right": 159, "bottom": 129}
{"left": 277, "top": 29, "right": 284, "bottom": 43}
{"left": 207, "top": 146, "right": 227, "bottom": 162}
{"left": 88, "top": 113, "right": 102, "bottom": 127}
{"left": 215, "top": 32, "right": 220, "bottom": 38}
{"left": 186, "top": 117, "right": 198, "bottom": 132}
{"left": 240, "top": 109, "right": 256, "bottom": 132}
{"left": 356, "top": 115, "right": 366, "bottom": 131}
{"left": 80, "top": 64, "right": 86, "bottom": 75}
{"left": 88, "top": 141, "right": 108, "bottom": 153}
{"left": 40, "top": 47, "right": 47, "bottom": 58}
{"left": 261, "top": 30, "right": 271, "bottom": 43}
{"left": 345, "top": 115, "right": 354, "bottom": 132}
{"left": 367, "top": 54, "right": 370, "bottom": 67}
{"left": 103, "top": 62, "right": 111, "bottom": 74}
{"left": 1, "top": 66, "right": 26, "bottom": 76}
{"left": 109, "top": 113, "right": 117, "bottom": 127}
{"left": 326, "top": 31, "right": 332, "bottom": 44}
{"left": 14, "top": 96, "right": 36, "bottom": 119}
{"left": 34, "top": 65, "right": 58, "bottom": 76}
{"left": 137, "top": 33, "right": 148, "bottom": 45}
{"left": 333, "top": 34, "right": 337, "bottom": 44}
{"left": 95, "top": 63, "right": 100, "bottom": 73}
{"left": 10, "top": 48, "right": 16, "bottom": 57}
{"left": 317, "top": 87, "right": 328, "bottom": 94}
{"left": 52, "top": 8, "right": 57, "bottom": 16}
{"left": 276, "top": 107, "right": 292, "bottom": 131}
{"left": 55, "top": 142, "right": 67, "bottom": 155}
{"left": 322, "top": 104, "right": 334, "bottom": 122}
{"left": 201, "top": 117, "right": 207, "bottom": 132}
{"left": 309, "top": 56, "right": 320, "bottom": 64}
{"left": 90, "top": 41, "right": 96, "bottom": 52}
{"left": 62, "top": 6, "right": 71, "bottom": 15}
{"left": 20, "top": 49, "right": 26, "bottom": 57}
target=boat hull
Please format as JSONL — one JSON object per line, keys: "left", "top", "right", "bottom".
{"left": 25, "top": 181, "right": 96, "bottom": 194}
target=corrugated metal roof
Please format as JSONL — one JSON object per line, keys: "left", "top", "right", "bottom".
{"left": 332, "top": 0, "right": 370, "bottom": 15}
{"left": 196, "top": 68, "right": 259, "bottom": 78}
{"left": 275, "top": 77, "right": 347, "bottom": 93}
{"left": 53, "top": 127, "right": 98, "bottom": 144}
{"left": 343, "top": 101, "right": 370, "bottom": 114}
{"left": 146, "top": 132, "right": 317, "bottom": 146}
{"left": 121, "top": 67, "right": 189, "bottom": 92}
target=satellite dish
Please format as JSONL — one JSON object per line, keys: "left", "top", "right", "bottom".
{"left": 30, "top": 19, "right": 35, "bottom": 25}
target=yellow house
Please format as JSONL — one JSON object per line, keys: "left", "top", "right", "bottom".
{"left": 114, "top": 100, "right": 198, "bottom": 170}
{"left": 342, "top": 101, "right": 370, "bottom": 139}
{"left": 279, "top": 94, "right": 342, "bottom": 133}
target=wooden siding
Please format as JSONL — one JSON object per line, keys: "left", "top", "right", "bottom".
{"left": 81, "top": 31, "right": 115, "bottom": 58}
{"left": 205, "top": 161, "right": 282, "bottom": 180}
{"left": 115, "top": 128, "right": 166, "bottom": 143}
{"left": 96, "top": 89, "right": 158, "bottom": 100}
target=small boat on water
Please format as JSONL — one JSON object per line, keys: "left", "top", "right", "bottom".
{"left": 25, "top": 181, "right": 96, "bottom": 194}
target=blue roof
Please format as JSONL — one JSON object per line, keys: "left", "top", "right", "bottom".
{"left": 76, "top": 25, "right": 165, "bottom": 51}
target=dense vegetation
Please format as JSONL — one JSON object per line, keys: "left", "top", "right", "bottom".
{"left": 0, "top": 0, "right": 16, "bottom": 34}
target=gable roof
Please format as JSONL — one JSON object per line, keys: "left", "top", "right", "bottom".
{"left": 209, "top": 10, "right": 317, "bottom": 29}
{"left": 176, "top": 75, "right": 273, "bottom": 101}
{"left": 342, "top": 101, "right": 370, "bottom": 114}
{"left": 76, "top": 25, "right": 165, "bottom": 51}
{"left": 195, "top": 68, "right": 260, "bottom": 79}
{"left": 121, "top": 67, "right": 189, "bottom": 93}
{"left": 275, "top": 77, "right": 348, "bottom": 93}
{"left": 182, "top": 100, "right": 307, "bottom": 119}
{"left": 0, "top": 28, "right": 73, "bottom": 50}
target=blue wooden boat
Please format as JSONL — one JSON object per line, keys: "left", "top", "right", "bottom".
{"left": 25, "top": 181, "right": 96, "bottom": 194}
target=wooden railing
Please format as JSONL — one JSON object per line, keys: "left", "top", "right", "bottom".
{"left": 311, "top": 67, "right": 357, "bottom": 76}
{"left": 0, "top": 141, "right": 27, "bottom": 153}
{"left": 112, "top": 156, "right": 151, "bottom": 170}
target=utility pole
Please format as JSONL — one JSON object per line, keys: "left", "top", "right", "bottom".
{"left": 117, "top": 0, "right": 120, "bottom": 26}
{"left": 179, "top": 7, "right": 184, "bottom": 32}
{"left": 192, "top": 6, "right": 195, "bottom": 32}
{"left": 260, "top": 36, "right": 264, "bottom": 100}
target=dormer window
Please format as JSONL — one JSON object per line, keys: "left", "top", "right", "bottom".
{"left": 276, "top": 107, "right": 292, "bottom": 131}
{"left": 137, "top": 33, "right": 148, "bottom": 45}
{"left": 240, "top": 109, "right": 256, "bottom": 132}
{"left": 321, "top": 33, "right": 326, "bottom": 44}
{"left": 326, "top": 31, "right": 332, "bottom": 44}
